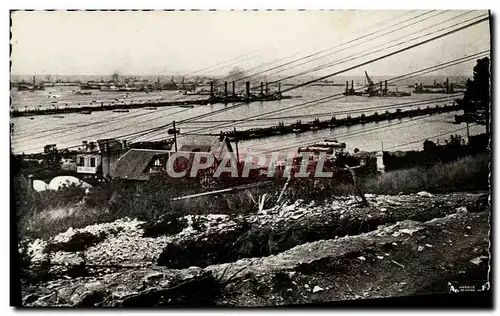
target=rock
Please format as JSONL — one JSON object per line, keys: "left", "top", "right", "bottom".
{"left": 399, "top": 227, "right": 423, "bottom": 236}
{"left": 470, "top": 256, "right": 488, "bottom": 266}
{"left": 23, "top": 293, "right": 39, "bottom": 305}
{"left": 365, "top": 194, "right": 376, "bottom": 198}
{"left": 77, "top": 289, "right": 108, "bottom": 307}
{"left": 417, "top": 191, "right": 433, "bottom": 198}
{"left": 144, "top": 272, "right": 164, "bottom": 283}
{"left": 357, "top": 256, "right": 366, "bottom": 261}
{"left": 312, "top": 286, "right": 324, "bottom": 293}
{"left": 456, "top": 206, "right": 468, "bottom": 213}
{"left": 386, "top": 199, "right": 402, "bottom": 206}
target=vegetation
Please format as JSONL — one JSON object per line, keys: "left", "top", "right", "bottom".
{"left": 383, "top": 133, "right": 488, "bottom": 171}
{"left": 14, "top": 131, "right": 489, "bottom": 240}
{"left": 456, "top": 57, "right": 490, "bottom": 134}
{"left": 362, "top": 153, "right": 489, "bottom": 195}
{"left": 14, "top": 150, "right": 489, "bottom": 242}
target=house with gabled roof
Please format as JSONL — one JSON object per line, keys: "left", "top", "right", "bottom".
{"left": 110, "top": 145, "right": 220, "bottom": 182}
{"left": 110, "top": 149, "right": 171, "bottom": 181}
{"left": 76, "top": 138, "right": 127, "bottom": 178}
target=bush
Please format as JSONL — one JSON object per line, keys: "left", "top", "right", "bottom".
{"left": 363, "top": 153, "right": 490, "bottom": 194}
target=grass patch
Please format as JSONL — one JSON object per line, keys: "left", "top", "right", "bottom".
{"left": 15, "top": 154, "right": 489, "bottom": 241}
{"left": 363, "top": 153, "right": 490, "bottom": 195}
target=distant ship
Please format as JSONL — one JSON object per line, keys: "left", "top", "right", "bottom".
{"left": 15, "top": 76, "right": 45, "bottom": 91}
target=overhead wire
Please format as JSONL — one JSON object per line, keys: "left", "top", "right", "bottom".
{"left": 15, "top": 14, "right": 489, "bottom": 154}
{"left": 176, "top": 49, "right": 488, "bottom": 137}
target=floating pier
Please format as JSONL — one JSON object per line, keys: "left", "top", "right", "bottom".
{"left": 10, "top": 81, "right": 293, "bottom": 117}
{"left": 220, "top": 103, "right": 461, "bottom": 142}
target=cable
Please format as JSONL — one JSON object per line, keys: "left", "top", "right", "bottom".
{"left": 225, "top": 11, "right": 438, "bottom": 83}
{"left": 282, "top": 15, "right": 489, "bottom": 93}
{"left": 267, "top": 12, "right": 484, "bottom": 87}
{"left": 384, "top": 125, "right": 476, "bottom": 150}
{"left": 260, "top": 111, "right": 460, "bottom": 153}
{"left": 12, "top": 106, "right": 194, "bottom": 144}
{"left": 178, "top": 50, "right": 487, "bottom": 136}
{"left": 217, "top": 11, "right": 407, "bottom": 81}
{"left": 184, "top": 94, "right": 461, "bottom": 124}
{"left": 14, "top": 12, "right": 472, "bottom": 139}
{"left": 229, "top": 11, "right": 476, "bottom": 95}
{"left": 16, "top": 15, "right": 489, "bottom": 154}
{"left": 246, "top": 11, "right": 453, "bottom": 83}
{"left": 177, "top": 24, "right": 489, "bottom": 140}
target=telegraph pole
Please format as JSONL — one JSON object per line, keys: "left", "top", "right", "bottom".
{"left": 173, "top": 121, "right": 178, "bottom": 152}
{"left": 466, "top": 121, "right": 470, "bottom": 144}
{"left": 234, "top": 127, "right": 240, "bottom": 164}
{"left": 106, "top": 139, "right": 110, "bottom": 178}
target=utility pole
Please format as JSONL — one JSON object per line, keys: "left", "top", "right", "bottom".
{"left": 224, "top": 81, "right": 228, "bottom": 103}
{"left": 234, "top": 127, "right": 240, "bottom": 164}
{"left": 173, "top": 121, "right": 178, "bottom": 152}
{"left": 466, "top": 121, "right": 470, "bottom": 144}
{"left": 106, "top": 139, "right": 110, "bottom": 178}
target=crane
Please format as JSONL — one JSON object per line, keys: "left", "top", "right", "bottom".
{"left": 364, "top": 71, "right": 379, "bottom": 95}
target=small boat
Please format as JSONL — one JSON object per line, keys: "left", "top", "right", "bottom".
{"left": 53, "top": 115, "right": 64, "bottom": 118}
{"left": 178, "top": 104, "right": 194, "bottom": 109}
{"left": 298, "top": 146, "right": 333, "bottom": 154}
{"left": 80, "top": 110, "right": 92, "bottom": 115}
{"left": 315, "top": 140, "right": 347, "bottom": 149}
{"left": 144, "top": 107, "right": 157, "bottom": 110}
{"left": 112, "top": 109, "right": 130, "bottom": 113}
{"left": 29, "top": 117, "right": 35, "bottom": 120}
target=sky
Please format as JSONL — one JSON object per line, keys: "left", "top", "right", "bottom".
{"left": 10, "top": 10, "right": 491, "bottom": 78}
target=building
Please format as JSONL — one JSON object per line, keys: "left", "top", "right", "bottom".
{"left": 76, "top": 139, "right": 126, "bottom": 178}
{"left": 111, "top": 146, "right": 219, "bottom": 182}
{"left": 110, "top": 149, "right": 171, "bottom": 181}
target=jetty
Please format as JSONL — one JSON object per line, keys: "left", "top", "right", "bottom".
{"left": 11, "top": 81, "right": 293, "bottom": 118}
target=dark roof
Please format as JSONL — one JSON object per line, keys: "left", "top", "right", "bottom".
{"left": 179, "top": 144, "right": 211, "bottom": 153}
{"left": 97, "top": 139, "right": 123, "bottom": 152}
{"left": 111, "top": 149, "right": 170, "bottom": 181}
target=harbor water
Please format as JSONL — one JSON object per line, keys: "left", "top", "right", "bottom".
{"left": 10, "top": 85, "right": 484, "bottom": 155}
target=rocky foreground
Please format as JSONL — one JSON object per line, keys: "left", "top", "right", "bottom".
{"left": 20, "top": 191, "right": 490, "bottom": 307}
